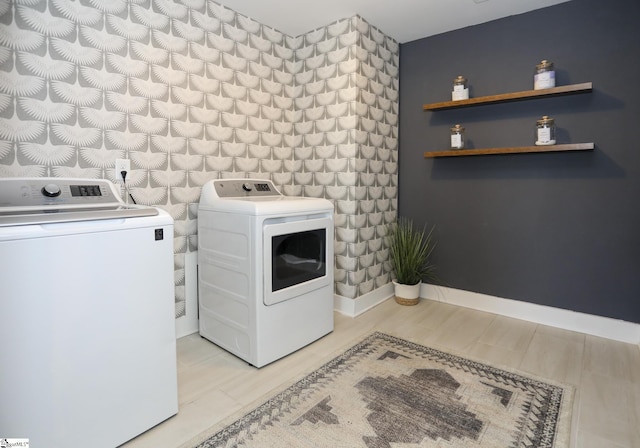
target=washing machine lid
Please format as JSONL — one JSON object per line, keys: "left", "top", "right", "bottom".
{"left": 0, "top": 177, "right": 158, "bottom": 227}
{"left": 199, "top": 179, "right": 334, "bottom": 215}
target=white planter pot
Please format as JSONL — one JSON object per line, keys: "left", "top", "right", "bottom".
{"left": 392, "top": 281, "right": 421, "bottom": 306}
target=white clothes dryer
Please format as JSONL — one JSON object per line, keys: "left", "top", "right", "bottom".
{"left": 197, "top": 179, "right": 334, "bottom": 367}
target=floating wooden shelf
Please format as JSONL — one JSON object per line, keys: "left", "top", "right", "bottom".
{"left": 423, "top": 143, "right": 594, "bottom": 158}
{"left": 423, "top": 82, "right": 593, "bottom": 111}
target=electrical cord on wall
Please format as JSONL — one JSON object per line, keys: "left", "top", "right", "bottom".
{"left": 120, "top": 170, "right": 137, "bottom": 204}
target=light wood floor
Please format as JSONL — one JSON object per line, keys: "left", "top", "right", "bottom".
{"left": 122, "top": 298, "right": 640, "bottom": 448}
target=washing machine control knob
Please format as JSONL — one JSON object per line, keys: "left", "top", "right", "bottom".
{"left": 242, "top": 183, "right": 252, "bottom": 192}
{"left": 42, "top": 183, "right": 62, "bottom": 197}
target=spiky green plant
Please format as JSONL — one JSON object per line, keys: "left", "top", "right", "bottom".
{"left": 387, "top": 217, "right": 436, "bottom": 286}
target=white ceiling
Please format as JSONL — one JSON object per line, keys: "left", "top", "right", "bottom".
{"left": 216, "top": 0, "right": 572, "bottom": 43}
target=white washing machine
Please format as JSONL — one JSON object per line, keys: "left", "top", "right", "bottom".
{"left": 0, "top": 178, "right": 178, "bottom": 448}
{"left": 198, "top": 179, "right": 334, "bottom": 367}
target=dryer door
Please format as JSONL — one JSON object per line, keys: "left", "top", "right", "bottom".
{"left": 263, "top": 215, "right": 332, "bottom": 306}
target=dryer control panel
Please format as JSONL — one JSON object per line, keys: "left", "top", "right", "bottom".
{"left": 212, "top": 179, "right": 281, "bottom": 198}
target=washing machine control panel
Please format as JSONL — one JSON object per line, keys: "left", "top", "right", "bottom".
{"left": 0, "top": 178, "right": 160, "bottom": 227}
{"left": 0, "top": 178, "right": 119, "bottom": 210}
{"left": 41, "top": 183, "right": 103, "bottom": 198}
{"left": 213, "top": 179, "right": 280, "bottom": 198}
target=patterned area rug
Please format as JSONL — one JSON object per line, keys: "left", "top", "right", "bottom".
{"left": 183, "top": 332, "right": 573, "bottom": 448}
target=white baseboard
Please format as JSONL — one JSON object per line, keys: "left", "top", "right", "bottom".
{"left": 334, "top": 283, "right": 394, "bottom": 317}
{"left": 187, "top": 266, "right": 639, "bottom": 345}
{"left": 421, "top": 283, "right": 640, "bottom": 345}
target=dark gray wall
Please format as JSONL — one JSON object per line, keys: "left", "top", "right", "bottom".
{"left": 399, "top": 0, "right": 640, "bottom": 323}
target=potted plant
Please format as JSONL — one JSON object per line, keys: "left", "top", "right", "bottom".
{"left": 386, "top": 217, "right": 436, "bottom": 306}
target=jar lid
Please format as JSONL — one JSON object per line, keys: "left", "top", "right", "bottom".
{"left": 536, "top": 115, "right": 554, "bottom": 125}
{"left": 451, "top": 124, "right": 464, "bottom": 131}
{"left": 536, "top": 60, "right": 554, "bottom": 70}
{"left": 454, "top": 75, "right": 466, "bottom": 83}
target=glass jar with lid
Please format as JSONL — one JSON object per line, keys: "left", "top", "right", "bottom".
{"left": 452, "top": 76, "right": 469, "bottom": 101}
{"left": 535, "top": 116, "right": 556, "bottom": 145}
{"left": 534, "top": 60, "right": 555, "bottom": 90}
{"left": 450, "top": 124, "right": 465, "bottom": 149}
